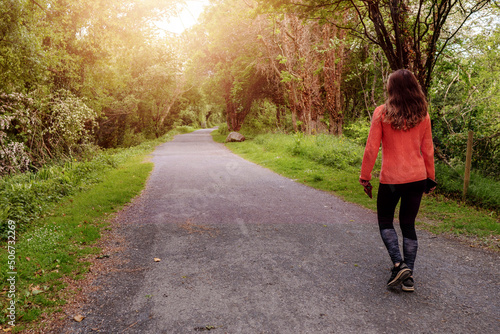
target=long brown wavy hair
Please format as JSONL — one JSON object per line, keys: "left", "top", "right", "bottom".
{"left": 384, "top": 69, "right": 428, "bottom": 130}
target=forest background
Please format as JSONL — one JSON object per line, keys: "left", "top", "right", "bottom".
{"left": 1, "top": 0, "right": 499, "bottom": 230}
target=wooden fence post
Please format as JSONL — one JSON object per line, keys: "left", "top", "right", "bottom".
{"left": 463, "top": 131, "right": 474, "bottom": 200}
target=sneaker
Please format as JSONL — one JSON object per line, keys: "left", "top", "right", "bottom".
{"left": 402, "top": 276, "right": 415, "bottom": 292}
{"left": 387, "top": 262, "right": 412, "bottom": 287}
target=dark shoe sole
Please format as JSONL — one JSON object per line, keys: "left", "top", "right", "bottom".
{"left": 387, "top": 268, "right": 412, "bottom": 287}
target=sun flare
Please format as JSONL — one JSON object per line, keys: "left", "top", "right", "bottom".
{"left": 156, "top": 0, "right": 209, "bottom": 34}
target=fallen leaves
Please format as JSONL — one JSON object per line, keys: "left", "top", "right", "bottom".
{"left": 178, "top": 220, "right": 219, "bottom": 238}
{"left": 96, "top": 254, "right": 110, "bottom": 259}
{"left": 154, "top": 258, "right": 161, "bottom": 262}
{"left": 29, "top": 284, "right": 47, "bottom": 295}
{"left": 194, "top": 325, "right": 217, "bottom": 331}
{"left": 73, "top": 315, "right": 85, "bottom": 322}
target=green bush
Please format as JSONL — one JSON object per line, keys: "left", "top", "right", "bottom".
{"left": 177, "top": 106, "right": 201, "bottom": 127}
{"left": 241, "top": 100, "right": 277, "bottom": 134}
{"left": 435, "top": 162, "right": 500, "bottom": 212}
{"left": 343, "top": 120, "right": 371, "bottom": 146}
{"left": 217, "top": 123, "right": 229, "bottom": 136}
{"left": 120, "top": 128, "right": 147, "bottom": 148}
{"left": 240, "top": 99, "right": 293, "bottom": 135}
{"left": 432, "top": 112, "right": 500, "bottom": 180}
{"left": 0, "top": 91, "right": 98, "bottom": 173}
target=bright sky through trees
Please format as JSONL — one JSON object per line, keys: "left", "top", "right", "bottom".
{"left": 156, "top": 0, "right": 209, "bottom": 34}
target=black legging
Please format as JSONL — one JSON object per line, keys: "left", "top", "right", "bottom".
{"left": 377, "top": 180, "right": 426, "bottom": 270}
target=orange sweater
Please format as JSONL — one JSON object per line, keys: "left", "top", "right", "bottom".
{"left": 360, "top": 105, "right": 435, "bottom": 184}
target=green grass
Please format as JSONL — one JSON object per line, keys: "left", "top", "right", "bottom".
{"left": 213, "top": 131, "right": 499, "bottom": 249}
{"left": 0, "top": 127, "right": 193, "bottom": 332}
{"left": 434, "top": 163, "right": 500, "bottom": 212}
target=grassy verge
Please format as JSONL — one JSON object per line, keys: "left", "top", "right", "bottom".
{"left": 213, "top": 132, "right": 499, "bottom": 249}
{"left": 0, "top": 127, "right": 194, "bottom": 332}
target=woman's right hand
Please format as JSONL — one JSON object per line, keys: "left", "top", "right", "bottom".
{"left": 359, "top": 178, "right": 370, "bottom": 186}
{"left": 359, "top": 178, "right": 373, "bottom": 198}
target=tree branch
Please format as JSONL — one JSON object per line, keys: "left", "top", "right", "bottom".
{"left": 30, "top": 0, "right": 45, "bottom": 11}
{"left": 475, "top": 132, "right": 500, "bottom": 142}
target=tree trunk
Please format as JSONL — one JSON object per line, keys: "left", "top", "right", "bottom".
{"left": 323, "top": 15, "right": 347, "bottom": 136}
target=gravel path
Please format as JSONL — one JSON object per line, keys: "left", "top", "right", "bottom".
{"left": 65, "top": 129, "right": 499, "bottom": 334}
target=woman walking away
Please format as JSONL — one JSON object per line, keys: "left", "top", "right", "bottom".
{"left": 359, "top": 69, "right": 436, "bottom": 292}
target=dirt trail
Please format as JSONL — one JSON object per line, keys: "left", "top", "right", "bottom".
{"left": 64, "top": 129, "right": 499, "bottom": 334}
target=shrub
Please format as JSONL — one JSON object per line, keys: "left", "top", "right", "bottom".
{"left": 0, "top": 140, "right": 30, "bottom": 175}
{"left": 239, "top": 100, "right": 294, "bottom": 135}
{"left": 435, "top": 162, "right": 500, "bottom": 213}
{"left": 178, "top": 106, "right": 202, "bottom": 128}
{"left": 241, "top": 100, "right": 279, "bottom": 134}
{"left": 42, "top": 90, "right": 97, "bottom": 152}
{"left": 0, "top": 90, "right": 98, "bottom": 172}
{"left": 120, "top": 128, "right": 146, "bottom": 148}
{"left": 343, "top": 120, "right": 371, "bottom": 145}
{"left": 217, "top": 123, "right": 229, "bottom": 136}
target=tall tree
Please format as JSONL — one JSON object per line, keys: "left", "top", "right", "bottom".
{"left": 259, "top": 0, "right": 493, "bottom": 94}
{"left": 1, "top": 0, "right": 188, "bottom": 159}
{"left": 258, "top": 10, "right": 350, "bottom": 134}
{"left": 193, "top": 0, "right": 273, "bottom": 131}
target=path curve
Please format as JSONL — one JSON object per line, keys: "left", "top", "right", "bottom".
{"left": 66, "top": 129, "right": 499, "bottom": 333}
